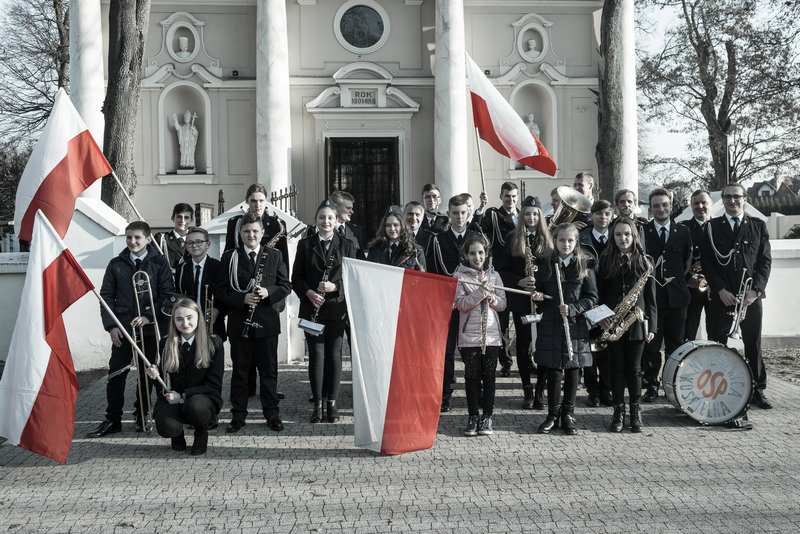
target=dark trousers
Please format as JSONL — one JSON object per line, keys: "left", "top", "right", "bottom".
{"left": 105, "top": 335, "right": 158, "bottom": 424}
{"left": 684, "top": 289, "right": 711, "bottom": 341}
{"left": 443, "top": 309, "right": 459, "bottom": 399}
{"left": 230, "top": 335, "right": 279, "bottom": 420}
{"left": 154, "top": 394, "right": 216, "bottom": 438}
{"left": 543, "top": 366, "right": 580, "bottom": 409}
{"left": 708, "top": 298, "right": 766, "bottom": 390}
{"left": 512, "top": 314, "right": 534, "bottom": 388}
{"left": 306, "top": 318, "right": 346, "bottom": 402}
{"left": 584, "top": 346, "right": 612, "bottom": 399}
{"left": 497, "top": 310, "right": 512, "bottom": 368}
{"left": 609, "top": 336, "right": 644, "bottom": 404}
{"left": 643, "top": 306, "right": 687, "bottom": 388}
{"left": 462, "top": 346, "right": 499, "bottom": 416}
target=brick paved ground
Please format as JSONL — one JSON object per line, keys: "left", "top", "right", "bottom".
{"left": 2, "top": 356, "right": 800, "bottom": 533}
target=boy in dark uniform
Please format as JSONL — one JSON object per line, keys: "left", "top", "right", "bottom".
{"left": 154, "top": 203, "right": 193, "bottom": 280}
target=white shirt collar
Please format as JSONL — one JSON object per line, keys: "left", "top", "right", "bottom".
{"left": 181, "top": 334, "right": 196, "bottom": 345}
{"left": 592, "top": 228, "right": 608, "bottom": 241}
{"left": 655, "top": 220, "right": 671, "bottom": 234}
{"left": 560, "top": 254, "right": 574, "bottom": 267}
{"left": 130, "top": 250, "right": 148, "bottom": 263}
{"left": 451, "top": 228, "right": 466, "bottom": 239}
{"left": 246, "top": 245, "right": 261, "bottom": 257}
{"left": 192, "top": 256, "right": 207, "bottom": 268}
{"left": 172, "top": 229, "right": 185, "bottom": 240}
{"left": 694, "top": 217, "right": 708, "bottom": 226}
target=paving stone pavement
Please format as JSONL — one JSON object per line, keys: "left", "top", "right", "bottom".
{"left": 2, "top": 356, "right": 800, "bottom": 534}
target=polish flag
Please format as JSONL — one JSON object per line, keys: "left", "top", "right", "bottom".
{"left": 14, "top": 88, "right": 112, "bottom": 242}
{"left": 343, "top": 259, "right": 458, "bottom": 455}
{"left": 0, "top": 210, "right": 94, "bottom": 463}
{"left": 466, "top": 53, "right": 557, "bottom": 176}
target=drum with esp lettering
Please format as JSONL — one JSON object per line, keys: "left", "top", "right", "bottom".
{"left": 663, "top": 340, "right": 755, "bottom": 425}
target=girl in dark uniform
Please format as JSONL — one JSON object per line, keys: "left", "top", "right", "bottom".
{"left": 366, "top": 205, "right": 426, "bottom": 271}
{"left": 596, "top": 217, "right": 657, "bottom": 433}
{"left": 292, "top": 199, "right": 358, "bottom": 424}
{"left": 533, "top": 223, "right": 597, "bottom": 436}
{"left": 146, "top": 298, "right": 224, "bottom": 455}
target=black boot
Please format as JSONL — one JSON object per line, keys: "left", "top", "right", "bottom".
{"left": 532, "top": 382, "right": 545, "bottom": 410}
{"left": 537, "top": 405, "right": 561, "bottom": 434}
{"left": 609, "top": 404, "right": 625, "bottom": 433}
{"left": 311, "top": 401, "right": 323, "bottom": 424}
{"left": 561, "top": 405, "right": 577, "bottom": 436}
{"left": 327, "top": 400, "right": 340, "bottom": 423}
{"left": 522, "top": 386, "right": 535, "bottom": 410}
{"left": 630, "top": 402, "right": 643, "bottom": 433}
{"left": 191, "top": 429, "right": 208, "bottom": 456}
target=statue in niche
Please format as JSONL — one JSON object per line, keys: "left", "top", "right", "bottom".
{"left": 172, "top": 110, "right": 199, "bottom": 171}
{"left": 176, "top": 36, "right": 191, "bottom": 59}
{"left": 524, "top": 112, "right": 541, "bottom": 139}
{"left": 527, "top": 36, "right": 539, "bottom": 53}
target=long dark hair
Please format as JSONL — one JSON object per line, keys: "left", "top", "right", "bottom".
{"left": 367, "top": 212, "right": 416, "bottom": 255}
{"left": 600, "top": 217, "right": 648, "bottom": 279}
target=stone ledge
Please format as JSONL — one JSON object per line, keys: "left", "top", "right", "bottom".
{"left": 0, "top": 253, "right": 29, "bottom": 273}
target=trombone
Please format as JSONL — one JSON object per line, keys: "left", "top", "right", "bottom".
{"left": 728, "top": 268, "right": 753, "bottom": 341}
{"left": 130, "top": 270, "right": 162, "bottom": 435}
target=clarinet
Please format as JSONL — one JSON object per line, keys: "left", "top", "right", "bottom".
{"left": 553, "top": 254, "right": 575, "bottom": 363}
{"left": 242, "top": 248, "right": 269, "bottom": 338}
{"left": 312, "top": 250, "right": 335, "bottom": 324}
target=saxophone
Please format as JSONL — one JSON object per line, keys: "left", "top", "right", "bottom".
{"left": 266, "top": 218, "right": 285, "bottom": 248}
{"left": 592, "top": 254, "right": 653, "bottom": 344}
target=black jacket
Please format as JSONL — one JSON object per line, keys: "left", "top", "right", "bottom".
{"left": 578, "top": 226, "right": 610, "bottom": 259}
{"left": 679, "top": 217, "right": 708, "bottom": 304}
{"left": 100, "top": 244, "right": 174, "bottom": 338}
{"left": 292, "top": 233, "right": 358, "bottom": 321}
{"left": 426, "top": 227, "right": 480, "bottom": 277}
{"left": 177, "top": 257, "right": 227, "bottom": 340}
{"left": 153, "top": 334, "right": 225, "bottom": 414}
{"left": 224, "top": 212, "right": 290, "bottom": 271}
{"left": 496, "top": 231, "right": 547, "bottom": 314}
{"left": 412, "top": 227, "right": 435, "bottom": 257}
{"left": 307, "top": 222, "right": 365, "bottom": 259}
{"left": 366, "top": 242, "right": 426, "bottom": 271}
{"left": 533, "top": 257, "right": 598, "bottom": 369}
{"left": 153, "top": 231, "right": 189, "bottom": 276}
{"left": 216, "top": 246, "right": 291, "bottom": 338}
{"left": 421, "top": 213, "right": 448, "bottom": 234}
{"left": 643, "top": 220, "right": 692, "bottom": 308}
{"left": 700, "top": 213, "right": 771, "bottom": 298}
{"left": 480, "top": 206, "right": 517, "bottom": 258}
{"left": 596, "top": 256, "right": 658, "bottom": 341}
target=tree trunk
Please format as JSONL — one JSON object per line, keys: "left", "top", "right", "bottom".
{"left": 100, "top": 0, "right": 151, "bottom": 219}
{"left": 596, "top": 0, "right": 624, "bottom": 202}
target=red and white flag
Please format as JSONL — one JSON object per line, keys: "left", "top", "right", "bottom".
{"left": 0, "top": 210, "right": 94, "bottom": 463}
{"left": 466, "top": 53, "right": 557, "bottom": 176}
{"left": 14, "top": 88, "right": 112, "bottom": 242}
{"left": 343, "top": 259, "right": 457, "bottom": 455}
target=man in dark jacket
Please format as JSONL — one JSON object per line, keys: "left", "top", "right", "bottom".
{"left": 680, "top": 189, "right": 713, "bottom": 340}
{"left": 153, "top": 203, "right": 193, "bottom": 281}
{"left": 88, "top": 221, "right": 174, "bottom": 437}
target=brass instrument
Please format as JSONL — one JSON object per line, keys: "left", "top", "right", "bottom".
{"left": 131, "top": 271, "right": 162, "bottom": 435}
{"left": 728, "top": 269, "right": 753, "bottom": 341}
{"left": 591, "top": 251, "right": 653, "bottom": 346}
{"left": 550, "top": 186, "right": 592, "bottom": 231}
{"left": 204, "top": 284, "right": 214, "bottom": 331}
{"left": 691, "top": 259, "right": 708, "bottom": 292}
{"left": 553, "top": 255, "right": 576, "bottom": 363}
{"left": 242, "top": 248, "right": 269, "bottom": 338}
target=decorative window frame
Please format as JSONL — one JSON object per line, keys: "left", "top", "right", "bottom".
{"left": 334, "top": 0, "right": 391, "bottom": 55}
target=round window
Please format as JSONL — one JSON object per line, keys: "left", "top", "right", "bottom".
{"left": 340, "top": 6, "right": 384, "bottom": 49}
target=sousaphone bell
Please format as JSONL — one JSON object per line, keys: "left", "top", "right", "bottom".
{"left": 550, "top": 185, "right": 592, "bottom": 230}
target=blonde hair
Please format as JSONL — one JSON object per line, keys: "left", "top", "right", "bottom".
{"left": 508, "top": 206, "right": 552, "bottom": 258}
{"left": 542, "top": 223, "right": 590, "bottom": 281}
{"left": 164, "top": 298, "right": 212, "bottom": 373}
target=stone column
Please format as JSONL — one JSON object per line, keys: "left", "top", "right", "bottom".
{"left": 434, "top": 0, "right": 468, "bottom": 200}
{"left": 620, "top": 0, "right": 638, "bottom": 193}
{"left": 70, "top": 0, "right": 106, "bottom": 199}
{"left": 256, "top": 0, "right": 292, "bottom": 193}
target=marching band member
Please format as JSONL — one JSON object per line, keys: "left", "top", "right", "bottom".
{"left": 292, "top": 200, "right": 358, "bottom": 424}
{"left": 614, "top": 189, "right": 648, "bottom": 250}
{"left": 146, "top": 298, "right": 223, "bottom": 455}
{"left": 596, "top": 218, "right": 657, "bottom": 433}
{"left": 176, "top": 227, "right": 226, "bottom": 340}
{"left": 216, "top": 213, "right": 291, "bottom": 434}
{"left": 680, "top": 189, "right": 713, "bottom": 340}
{"left": 641, "top": 188, "right": 692, "bottom": 402}
{"left": 701, "top": 183, "right": 772, "bottom": 409}
{"left": 420, "top": 183, "right": 449, "bottom": 233}
{"left": 404, "top": 201, "right": 435, "bottom": 255}
{"left": 571, "top": 172, "right": 595, "bottom": 226}
{"left": 366, "top": 205, "right": 426, "bottom": 271}
{"left": 454, "top": 233, "right": 507, "bottom": 437}
{"left": 153, "top": 203, "right": 193, "bottom": 281}
{"left": 307, "top": 191, "right": 365, "bottom": 259}
{"left": 497, "top": 196, "right": 553, "bottom": 410}
{"left": 533, "top": 223, "right": 597, "bottom": 436}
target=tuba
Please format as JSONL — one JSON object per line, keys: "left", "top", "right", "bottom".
{"left": 550, "top": 186, "right": 592, "bottom": 230}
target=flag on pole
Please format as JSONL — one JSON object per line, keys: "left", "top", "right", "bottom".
{"left": 466, "top": 53, "right": 557, "bottom": 176}
{"left": 343, "top": 259, "right": 458, "bottom": 455}
{"left": 0, "top": 210, "right": 94, "bottom": 463}
{"left": 14, "top": 88, "right": 112, "bottom": 242}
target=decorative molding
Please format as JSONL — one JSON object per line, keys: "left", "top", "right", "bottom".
{"left": 334, "top": 0, "right": 391, "bottom": 55}
{"left": 405, "top": 0, "right": 424, "bottom": 4}
{"left": 157, "top": 81, "right": 213, "bottom": 175}
{"left": 540, "top": 63, "right": 598, "bottom": 87}
{"left": 297, "top": 0, "right": 317, "bottom": 5}
{"left": 146, "top": 11, "right": 221, "bottom": 78}
{"left": 464, "top": 1, "right": 603, "bottom": 6}
{"left": 157, "top": 174, "right": 215, "bottom": 185}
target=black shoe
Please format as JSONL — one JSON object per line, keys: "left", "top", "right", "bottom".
{"left": 226, "top": 418, "right": 246, "bottom": 433}
{"left": 522, "top": 386, "right": 535, "bottom": 410}
{"left": 586, "top": 395, "right": 600, "bottom": 408}
{"left": 464, "top": 415, "right": 479, "bottom": 437}
{"left": 171, "top": 433, "right": 187, "bottom": 451}
{"left": 499, "top": 364, "right": 511, "bottom": 377}
{"left": 642, "top": 387, "right": 658, "bottom": 403}
{"left": 609, "top": 404, "right": 625, "bottom": 433}
{"left": 561, "top": 406, "right": 578, "bottom": 436}
{"left": 537, "top": 406, "right": 561, "bottom": 434}
{"left": 277, "top": 391, "right": 285, "bottom": 400}
{"left": 326, "top": 401, "right": 340, "bottom": 424}
{"left": 87, "top": 420, "right": 121, "bottom": 438}
{"left": 208, "top": 415, "right": 219, "bottom": 430}
{"left": 268, "top": 414, "right": 284, "bottom": 431}
{"left": 311, "top": 401, "right": 323, "bottom": 424}
{"left": 440, "top": 397, "right": 452, "bottom": 413}
{"left": 190, "top": 431, "right": 208, "bottom": 456}
{"left": 533, "top": 383, "right": 546, "bottom": 410}
{"left": 478, "top": 414, "right": 494, "bottom": 436}
{"left": 133, "top": 414, "right": 144, "bottom": 433}
{"left": 630, "top": 402, "right": 643, "bottom": 433}
{"left": 753, "top": 391, "right": 773, "bottom": 409}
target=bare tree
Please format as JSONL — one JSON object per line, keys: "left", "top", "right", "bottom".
{"left": 637, "top": 0, "right": 800, "bottom": 191}
{"left": 0, "top": 0, "right": 69, "bottom": 140}
{"left": 100, "top": 0, "right": 150, "bottom": 219}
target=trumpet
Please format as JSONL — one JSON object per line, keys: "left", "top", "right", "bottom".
{"left": 728, "top": 269, "right": 753, "bottom": 341}
{"left": 131, "top": 270, "right": 162, "bottom": 435}
{"left": 691, "top": 259, "right": 708, "bottom": 292}
{"left": 204, "top": 284, "right": 214, "bottom": 331}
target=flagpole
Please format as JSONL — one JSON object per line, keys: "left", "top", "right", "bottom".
{"left": 474, "top": 126, "right": 487, "bottom": 194}
{"left": 109, "top": 170, "right": 165, "bottom": 256}
{"left": 458, "top": 278, "right": 552, "bottom": 299}
{"left": 89, "top": 287, "right": 169, "bottom": 390}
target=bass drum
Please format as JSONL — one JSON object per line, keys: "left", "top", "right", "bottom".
{"left": 663, "top": 340, "right": 754, "bottom": 425}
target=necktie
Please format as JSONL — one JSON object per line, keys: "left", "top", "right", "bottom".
{"left": 178, "top": 237, "right": 185, "bottom": 249}
{"left": 135, "top": 259, "right": 142, "bottom": 271}
{"left": 195, "top": 264, "right": 202, "bottom": 298}
{"left": 249, "top": 251, "right": 256, "bottom": 270}
{"left": 660, "top": 226, "right": 667, "bottom": 247}
{"left": 182, "top": 342, "right": 191, "bottom": 357}
{"left": 621, "top": 255, "right": 629, "bottom": 273}
{"left": 599, "top": 235, "right": 606, "bottom": 245}
{"left": 339, "top": 226, "right": 346, "bottom": 238}
{"left": 733, "top": 217, "right": 740, "bottom": 235}
{"left": 389, "top": 243, "right": 398, "bottom": 259}
{"left": 457, "top": 234, "right": 464, "bottom": 248}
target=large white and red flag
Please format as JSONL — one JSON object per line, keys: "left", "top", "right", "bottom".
{"left": 343, "top": 259, "right": 458, "bottom": 455}
{"left": 14, "top": 88, "right": 112, "bottom": 242}
{"left": 0, "top": 210, "right": 94, "bottom": 463}
{"left": 466, "top": 53, "right": 557, "bottom": 176}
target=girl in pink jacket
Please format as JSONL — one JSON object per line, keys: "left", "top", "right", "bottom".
{"left": 454, "top": 233, "right": 507, "bottom": 437}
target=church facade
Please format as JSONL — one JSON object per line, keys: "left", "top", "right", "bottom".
{"left": 101, "top": 0, "right": 601, "bottom": 231}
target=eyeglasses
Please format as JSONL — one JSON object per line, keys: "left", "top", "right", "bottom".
{"left": 186, "top": 240, "right": 209, "bottom": 247}
{"left": 722, "top": 195, "right": 745, "bottom": 201}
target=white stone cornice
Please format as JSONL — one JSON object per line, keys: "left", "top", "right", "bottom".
{"left": 386, "top": 88, "right": 420, "bottom": 111}
{"left": 512, "top": 13, "right": 553, "bottom": 29}
{"left": 464, "top": 1, "right": 603, "bottom": 7}
{"left": 160, "top": 11, "right": 205, "bottom": 27}
{"left": 305, "top": 87, "right": 342, "bottom": 110}
{"left": 297, "top": 0, "right": 316, "bottom": 5}
{"left": 405, "top": 0, "right": 424, "bottom": 5}
{"left": 333, "top": 62, "right": 393, "bottom": 82}
{"left": 495, "top": 63, "right": 528, "bottom": 86}
{"left": 540, "top": 63, "right": 598, "bottom": 87}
